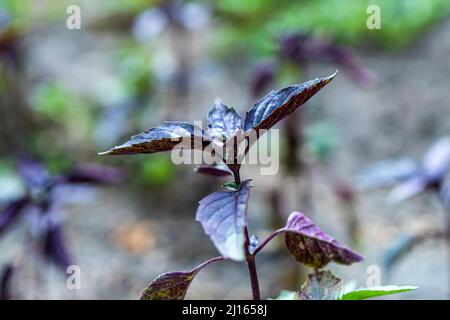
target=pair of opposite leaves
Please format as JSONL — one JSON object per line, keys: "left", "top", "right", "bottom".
{"left": 100, "top": 71, "right": 337, "bottom": 156}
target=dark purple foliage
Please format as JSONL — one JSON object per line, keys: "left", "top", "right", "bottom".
{"left": 42, "top": 224, "right": 72, "bottom": 271}
{"left": 0, "top": 159, "right": 123, "bottom": 275}
{"left": 359, "top": 136, "right": 450, "bottom": 204}
{"left": 280, "top": 33, "right": 375, "bottom": 85}
{"left": 101, "top": 74, "right": 351, "bottom": 300}
{"left": 63, "top": 163, "right": 125, "bottom": 184}
{"left": 254, "top": 211, "right": 363, "bottom": 269}
{"left": 100, "top": 121, "right": 210, "bottom": 155}
{"left": 101, "top": 75, "right": 336, "bottom": 163}
{"left": 207, "top": 99, "right": 242, "bottom": 142}
{"left": 196, "top": 180, "right": 251, "bottom": 261}
{"left": 18, "top": 159, "right": 54, "bottom": 190}
{"left": 0, "top": 264, "right": 14, "bottom": 300}
{"left": 194, "top": 164, "right": 233, "bottom": 177}
{"left": 244, "top": 72, "right": 336, "bottom": 132}
{"left": 250, "top": 61, "right": 276, "bottom": 98}
{"left": 283, "top": 211, "right": 363, "bottom": 269}
{"left": 140, "top": 256, "right": 223, "bottom": 300}
{"left": 0, "top": 197, "right": 29, "bottom": 234}
{"left": 252, "top": 33, "right": 375, "bottom": 97}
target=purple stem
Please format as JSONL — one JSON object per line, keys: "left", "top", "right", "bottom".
{"left": 253, "top": 229, "right": 285, "bottom": 255}
{"left": 194, "top": 256, "right": 225, "bottom": 272}
{"left": 232, "top": 167, "right": 261, "bottom": 300}
{"left": 244, "top": 226, "right": 260, "bottom": 300}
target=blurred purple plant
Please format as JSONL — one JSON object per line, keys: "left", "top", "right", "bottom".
{"left": 357, "top": 136, "right": 450, "bottom": 205}
{"left": 0, "top": 264, "right": 13, "bottom": 300}
{"left": 0, "top": 159, "right": 124, "bottom": 299}
{"left": 358, "top": 136, "right": 450, "bottom": 289}
{"left": 251, "top": 32, "right": 376, "bottom": 97}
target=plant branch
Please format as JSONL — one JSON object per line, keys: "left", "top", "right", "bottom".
{"left": 233, "top": 169, "right": 241, "bottom": 185}
{"left": 244, "top": 226, "right": 261, "bottom": 300}
{"left": 233, "top": 167, "right": 261, "bottom": 300}
{"left": 195, "top": 256, "right": 226, "bottom": 271}
{"left": 253, "top": 229, "right": 285, "bottom": 255}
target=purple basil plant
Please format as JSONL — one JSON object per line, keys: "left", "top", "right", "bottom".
{"left": 0, "top": 159, "right": 123, "bottom": 299}
{"left": 101, "top": 73, "right": 415, "bottom": 300}
{"left": 358, "top": 136, "right": 450, "bottom": 290}
{"left": 251, "top": 32, "right": 376, "bottom": 98}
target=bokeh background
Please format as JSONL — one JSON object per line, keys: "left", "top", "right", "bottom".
{"left": 1, "top": 0, "right": 450, "bottom": 299}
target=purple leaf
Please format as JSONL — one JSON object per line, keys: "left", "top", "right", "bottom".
{"left": 283, "top": 211, "right": 362, "bottom": 269}
{"left": 196, "top": 180, "right": 251, "bottom": 261}
{"left": 194, "top": 164, "right": 233, "bottom": 177}
{"left": 243, "top": 72, "right": 337, "bottom": 132}
{"left": 356, "top": 158, "right": 419, "bottom": 190}
{"left": 387, "top": 176, "right": 427, "bottom": 205}
{"left": 207, "top": 99, "right": 242, "bottom": 142}
{"left": 251, "top": 61, "right": 276, "bottom": 97}
{"left": 313, "top": 41, "right": 376, "bottom": 87}
{"left": 0, "top": 264, "right": 14, "bottom": 300}
{"left": 18, "top": 159, "right": 53, "bottom": 189}
{"left": 0, "top": 197, "right": 29, "bottom": 234}
{"left": 279, "top": 33, "right": 376, "bottom": 87}
{"left": 100, "top": 121, "right": 211, "bottom": 155}
{"left": 42, "top": 224, "right": 72, "bottom": 272}
{"left": 63, "top": 163, "right": 125, "bottom": 185}
{"left": 421, "top": 136, "right": 450, "bottom": 180}
{"left": 298, "top": 270, "right": 343, "bottom": 300}
{"left": 140, "top": 256, "right": 224, "bottom": 300}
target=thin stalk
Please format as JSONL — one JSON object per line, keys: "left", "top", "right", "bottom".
{"left": 244, "top": 226, "right": 261, "bottom": 300}
{"left": 233, "top": 170, "right": 241, "bottom": 185}
{"left": 232, "top": 167, "right": 261, "bottom": 300}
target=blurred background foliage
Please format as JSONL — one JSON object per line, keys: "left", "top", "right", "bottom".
{"left": 1, "top": 0, "right": 449, "bottom": 187}
{"left": 1, "top": 0, "right": 450, "bottom": 299}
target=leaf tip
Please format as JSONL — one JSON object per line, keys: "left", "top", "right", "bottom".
{"left": 323, "top": 70, "right": 338, "bottom": 84}
{"left": 97, "top": 150, "right": 111, "bottom": 156}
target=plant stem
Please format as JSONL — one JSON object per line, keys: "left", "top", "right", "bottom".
{"left": 234, "top": 169, "right": 241, "bottom": 185}
{"left": 245, "top": 251, "right": 261, "bottom": 300}
{"left": 233, "top": 167, "right": 261, "bottom": 300}
{"left": 244, "top": 225, "right": 261, "bottom": 300}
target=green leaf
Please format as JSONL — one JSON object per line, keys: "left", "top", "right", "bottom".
{"left": 340, "top": 285, "right": 417, "bottom": 300}
{"left": 222, "top": 181, "right": 240, "bottom": 191}
{"left": 298, "top": 270, "right": 343, "bottom": 300}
